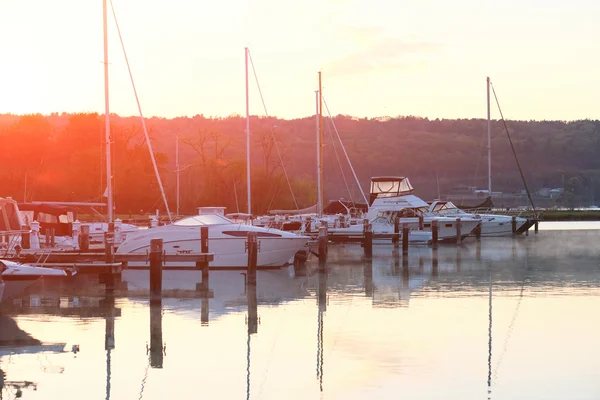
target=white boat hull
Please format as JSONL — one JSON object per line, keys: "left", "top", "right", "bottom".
{"left": 119, "top": 236, "right": 309, "bottom": 268}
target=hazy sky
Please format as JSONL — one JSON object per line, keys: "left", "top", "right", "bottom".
{"left": 0, "top": 0, "right": 598, "bottom": 121}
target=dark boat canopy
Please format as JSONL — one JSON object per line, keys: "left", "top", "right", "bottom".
{"left": 18, "top": 203, "right": 78, "bottom": 217}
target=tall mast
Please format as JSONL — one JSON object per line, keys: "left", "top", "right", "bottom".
{"left": 486, "top": 76, "right": 492, "bottom": 197}
{"left": 176, "top": 132, "right": 180, "bottom": 217}
{"left": 318, "top": 72, "right": 324, "bottom": 216}
{"left": 245, "top": 47, "right": 251, "bottom": 215}
{"left": 315, "top": 90, "right": 321, "bottom": 215}
{"left": 103, "top": 0, "right": 113, "bottom": 222}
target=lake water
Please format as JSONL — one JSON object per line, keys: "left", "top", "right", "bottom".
{"left": 1, "top": 222, "right": 600, "bottom": 400}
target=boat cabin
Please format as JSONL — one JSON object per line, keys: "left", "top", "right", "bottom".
{"left": 369, "top": 177, "right": 415, "bottom": 206}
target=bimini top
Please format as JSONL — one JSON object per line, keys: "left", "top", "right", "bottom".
{"left": 369, "top": 177, "right": 414, "bottom": 206}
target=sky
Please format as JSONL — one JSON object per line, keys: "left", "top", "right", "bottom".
{"left": 0, "top": 0, "right": 599, "bottom": 121}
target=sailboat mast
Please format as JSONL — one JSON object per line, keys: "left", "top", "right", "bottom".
{"left": 315, "top": 90, "right": 322, "bottom": 216}
{"left": 103, "top": 0, "right": 113, "bottom": 223}
{"left": 245, "top": 47, "right": 251, "bottom": 215}
{"left": 486, "top": 76, "right": 492, "bottom": 197}
{"left": 318, "top": 72, "right": 324, "bottom": 216}
{"left": 176, "top": 132, "right": 180, "bottom": 217}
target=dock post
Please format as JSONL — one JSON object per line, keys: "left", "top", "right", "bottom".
{"left": 418, "top": 215, "right": 424, "bottom": 230}
{"left": 363, "top": 220, "right": 373, "bottom": 258}
{"left": 50, "top": 228, "right": 55, "bottom": 248}
{"left": 80, "top": 224, "right": 90, "bottom": 252}
{"left": 149, "top": 238, "right": 163, "bottom": 304}
{"left": 44, "top": 229, "right": 50, "bottom": 248}
{"left": 534, "top": 220, "right": 539, "bottom": 234}
{"left": 455, "top": 218, "right": 462, "bottom": 245}
{"left": 21, "top": 225, "right": 31, "bottom": 250}
{"left": 402, "top": 223, "right": 409, "bottom": 256}
{"left": 105, "top": 223, "right": 115, "bottom": 263}
{"left": 432, "top": 247, "right": 439, "bottom": 277}
{"left": 114, "top": 218, "right": 123, "bottom": 245}
{"left": 393, "top": 216, "right": 400, "bottom": 247}
{"left": 474, "top": 222, "right": 482, "bottom": 240}
{"left": 318, "top": 225, "right": 328, "bottom": 265}
{"left": 247, "top": 232, "right": 257, "bottom": 285}
{"left": 476, "top": 239, "right": 481, "bottom": 262}
{"left": 431, "top": 220, "right": 438, "bottom": 248}
{"left": 200, "top": 226, "right": 209, "bottom": 283}
{"left": 72, "top": 220, "right": 80, "bottom": 250}
{"left": 511, "top": 216, "right": 517, "bottom": 235}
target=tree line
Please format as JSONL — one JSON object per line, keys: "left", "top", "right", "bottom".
{"left": 1, "top": 112, "right": 599, "bottom": 216}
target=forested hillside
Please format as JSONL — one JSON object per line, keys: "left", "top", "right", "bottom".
{"left": 1, "top": 112, "right": 598, "bottom": 215}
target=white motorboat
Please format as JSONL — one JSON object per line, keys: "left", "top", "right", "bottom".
{"left": 366, "top": 177, "right": 482, "bottom": 243}
{"left": 116, "top": 208, "right": 310, "bottom": 268}
{"left": 0, "top": 260, "right": 69, "bottom": 302}
{"left": 427, "top": 200, "right": 531, "bottom": 237}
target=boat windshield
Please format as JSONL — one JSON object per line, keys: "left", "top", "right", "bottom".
{"left": 431, "top": 202, "right": 459, "bottom": 212}
{"left": 173, "top": 214, "right": 234, "bottom": 226}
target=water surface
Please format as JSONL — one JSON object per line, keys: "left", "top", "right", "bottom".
{"left": 1, "top": 222, "right": 599, "bottom": 400}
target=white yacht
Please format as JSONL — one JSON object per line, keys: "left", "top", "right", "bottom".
{"left": 116, "top": 207, "right": 310, "bottom": 269}
{"left": 427, "top": 200, "right": 531, "bottom": 237}
{"left": 366, "top": 177, "right": 482, "bottom": 243}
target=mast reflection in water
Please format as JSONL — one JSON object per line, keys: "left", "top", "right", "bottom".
{"left": 0, "top": 227, "right": 598, "bottom": 399}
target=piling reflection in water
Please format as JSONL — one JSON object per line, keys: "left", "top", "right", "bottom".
{"left": 1, "top": 228, "right": 600, "bottom": 399}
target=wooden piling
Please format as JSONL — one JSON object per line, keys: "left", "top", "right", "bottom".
{"left": 50, "top": 228, "right": 55, "bottom": 248}
{"left": 200, "top": 226, "right": 209, "bottom": 284}
{"left": 511, "top": 216, "right": 517, "bottom": 235}
{"left": 455, "top": 218, "right": 462, "bottom": 244}
{"left": 21, "top": 225, "right": 30, "bottom": 249}
{"left": 80, "top": 225, "right": 90, "bottom": 252}
{"left": 149, "top": 238, "right": 163, "bottom": 304}
{"left": 318, "top": 226, "right": 329, "bottom": 264}
{"left": 474, "top": 222, "right": 482, "bottom": 240}
{"left": 432, "top": 220, "right": 439, "bottom": 248}
{"left": 402, "top": 223, "right": 409, "bottom": 256}
{"left": 418, "top": 215, "right": 424, "bottom": 230}
{"left": 44, "top": 229, "right": 50, "bottom": 248}
{"left": 534, "top": 220, "right": 539, "bottom": 234}
{"left": 104, "top": 231, "right": 115, "bottom": 263}
{"left": 247, "top": 231, "right": 258, "bottom": 285}
{"left": 363, "top": 220, "right": 373, "bottom": 258}
{"left": 432, "top": 248, "right": 439, "bottom": 277}
{"left": 392, "top": 216, "right": 400, "bottom": 247}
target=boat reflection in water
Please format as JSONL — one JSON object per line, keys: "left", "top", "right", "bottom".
{"left": 0, "top": 229, "right": 599, "bottom": 399}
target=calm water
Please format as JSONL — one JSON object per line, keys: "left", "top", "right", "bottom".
{"left": 2, "top": 222, "right": 600, "bottom": 400}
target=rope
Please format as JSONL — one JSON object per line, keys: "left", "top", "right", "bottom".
{"left": 322, "top": 98, "right": 369, "bottom": 205}
{"left": 109, "top": 0, "right": 173, "bottom": 223}
{"left": 489, "top": 81, "right": 537, "bottom": 216}
{"left": 247, "top": 50, "right": 299, "bottom": 210}
{"left": 325, "top": 115, "right": 355, "bottom": 205}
